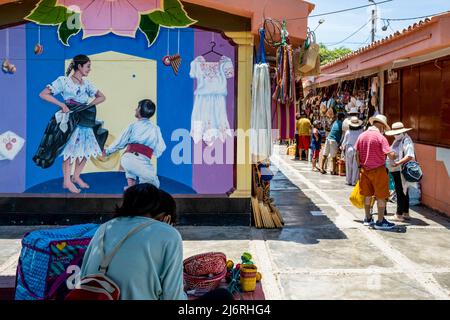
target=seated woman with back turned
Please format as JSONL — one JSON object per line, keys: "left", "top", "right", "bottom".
{"left": 80, "top": 183, "right": 187, "bottom": 300}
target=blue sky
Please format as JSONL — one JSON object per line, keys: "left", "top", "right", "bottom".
{"left": 307, "top": 0, "right": 450, "bottom": 50}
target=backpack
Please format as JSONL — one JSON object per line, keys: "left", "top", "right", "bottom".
{"left": 402, "top": 160, "right": 423, "bottom": 182}
{"left": 15, "top": 224, "right": 99, "bottom": 300}
{"left": 65, "top": 221, "right": 153, "bottom": 300}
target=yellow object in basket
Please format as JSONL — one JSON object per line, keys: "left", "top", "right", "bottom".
{"left": 226, "top": 260, "right": 234, "bottom": 270}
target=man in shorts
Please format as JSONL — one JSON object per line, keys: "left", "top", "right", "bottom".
{"left": 320, "top": 112, "right": 345, "bottom": 175}
{"left": 296, "top": 113, "right": 312, "bottom": 161}
{"left": 355, "top": 115, "right": 397, "bottom": 230}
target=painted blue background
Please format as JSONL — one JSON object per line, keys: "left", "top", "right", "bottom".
{"left": 24, "top": 23, "right": 195, "bottom": 193}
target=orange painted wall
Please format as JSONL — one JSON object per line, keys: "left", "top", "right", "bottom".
{"left": 415, "top": 143, "right": 450, "bottom": 216}
{"left": 183, "top": 0, "right": 314, "bottom": 41}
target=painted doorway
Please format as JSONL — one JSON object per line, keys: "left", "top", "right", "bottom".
{"left": 64, "top": 51, "right": 158, "bottom": 174}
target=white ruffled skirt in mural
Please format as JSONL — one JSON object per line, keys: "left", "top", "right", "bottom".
{"left": 191, "top": 94, "right": 233, "bottom": 145}
{"left": 62, "top": 126, "right": 102, "bottom": 163}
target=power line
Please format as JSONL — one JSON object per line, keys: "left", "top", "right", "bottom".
{"left": 380, "top": 10, "right": 450, "bottom": 21}
{"left": 287, "top": 0, "right": 393, "bottom": 21}
{"left": 326, "top": 19, "right": 372, "bottom": 47}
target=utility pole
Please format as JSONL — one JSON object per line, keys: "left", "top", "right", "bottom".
{"left": 369, "top": 0, "right": 377, "bottom": 43}
{"left": 371, "top": 8, "right": 376, "bottom": 42}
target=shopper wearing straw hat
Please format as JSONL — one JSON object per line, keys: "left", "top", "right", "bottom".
{"left": 341, "top": 116, "right": 364, "bottom": 186}
{"left": 355, "top": 114, "right": 398, "bottom": 230}
{"left": 342, "top": 107, "right": 360, "bottom": 137}
{"left": 385, "top": 122, "right": 416, "bottom": 222}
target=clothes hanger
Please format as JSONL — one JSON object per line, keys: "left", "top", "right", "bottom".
{"left": 202, "top": 41, "right": 223, "bottom": 58}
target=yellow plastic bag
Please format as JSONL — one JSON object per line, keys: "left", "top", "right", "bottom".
{"left": 349, "top": 181, "right": 365, "bottom": 209}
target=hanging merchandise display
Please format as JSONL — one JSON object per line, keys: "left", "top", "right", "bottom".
{"left": 250, "top": 29, "right": 273, "bottom": 163}
{"left": 34, "top": 25, "right": 43, "bottom": 55}
{"left": 298, "top": 30, "right": 320, "bottom": 76}
{"left": 190, "top": 33, "right": 234, "bottom": 145}
{"left": 271, "top": 20, "right": 296, "bottom": 140}
{"left": 2, "top": 29, "right": 16, "bottom": 74}
{"left": 370, "top": 76, "right": 380, "bottom": 114}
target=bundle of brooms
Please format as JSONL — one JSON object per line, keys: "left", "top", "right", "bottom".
{"left": 251, "top": 165, "right": 284, "bottom": 229}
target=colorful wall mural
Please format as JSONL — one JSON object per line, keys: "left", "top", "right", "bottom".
{"left": 0, "top": 23, "right": 236, "bottom": 195}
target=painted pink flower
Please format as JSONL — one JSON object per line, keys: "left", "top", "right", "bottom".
{"left": 57, "top": 0, "right": 161, "bottom": 38}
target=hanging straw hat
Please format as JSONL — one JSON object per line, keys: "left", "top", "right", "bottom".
{"left": 349, "top": 116, "right": 363, "bottom": 128}
{"left": 385, "top": 122, "right": 412, "bottom": 136}
{"left": 369, "top": 114, "right": 390, "bottom": 130}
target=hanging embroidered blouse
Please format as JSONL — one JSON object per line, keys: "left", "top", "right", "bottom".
{"left": 189, "top": 55, "right": 234, "bottom": 144}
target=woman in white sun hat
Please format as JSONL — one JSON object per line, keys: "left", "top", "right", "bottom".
{"left": 385, "top": 122, "right": 416, "bottom": 221}
{"left": 341, "top": 116, "right": 364, "bottom": 186}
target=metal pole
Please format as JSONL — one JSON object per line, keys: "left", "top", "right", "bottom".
{"left": 371, "top": 9, "right": 376, "bottom": 43}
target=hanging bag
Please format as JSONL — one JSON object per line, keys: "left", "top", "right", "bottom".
{"left": 398, "top": 136, "right": 422, "bottom": 183}
{"left": 301, "top": 54, "right": 321, "bottom": 76}
{"left": 402, "top": 160, "right": 422, "bottom": 183}
{"left": 15, "top": 224, "right": 99, "bottom": 300}
{"left": 299, "top": 31, "right": 320, "bottom": 73}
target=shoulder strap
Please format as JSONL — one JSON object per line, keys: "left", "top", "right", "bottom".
{"left": 98, "top": 220, "right": 154, "bottom": 274}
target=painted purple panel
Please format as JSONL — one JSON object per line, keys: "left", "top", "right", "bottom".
{"left": 0, "top": 26, "right": 27, "bottom": 193}
{"left": 192, "top": 30, "right": 235, "bottom": 194}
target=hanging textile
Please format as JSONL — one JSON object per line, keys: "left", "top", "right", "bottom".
{"left": 272, "top": 100, "right": 295, "bottom": 141}
{"left": 251, "top": 29, "right": 273, "bottom": 163}
{"left": 271, "top": 44, "right": 296, "bottom": 139}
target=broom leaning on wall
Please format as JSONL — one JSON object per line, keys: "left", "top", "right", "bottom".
{"left": 251, "top": 164, "right": 284, "bottom": 229}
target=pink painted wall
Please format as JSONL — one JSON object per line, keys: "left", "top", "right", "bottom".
{"left": 415, "top": 143, "right": 450, "bottom": 216}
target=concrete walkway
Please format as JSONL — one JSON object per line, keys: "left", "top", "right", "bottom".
{"left": 1, "top": 145, "right": 449, "bottom": 299}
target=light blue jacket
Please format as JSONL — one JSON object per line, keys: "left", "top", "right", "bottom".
{"left": 81, "top": 216, "right": 187, "bottom": 300}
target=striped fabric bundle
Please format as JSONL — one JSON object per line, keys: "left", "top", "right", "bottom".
{"left": 272, "top": 44, "right": 297, "bottom": 140}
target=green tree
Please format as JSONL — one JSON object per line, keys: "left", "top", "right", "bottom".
{"left": 319, "top": 43, "right": 352, "bottom": 66}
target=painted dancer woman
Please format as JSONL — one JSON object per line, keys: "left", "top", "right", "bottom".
{"left": 36, "top": 54, "right": 107, "bottom": 193}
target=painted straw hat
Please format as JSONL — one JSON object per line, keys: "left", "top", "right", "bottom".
{"left": 385, "top": 122, "right": 413, "bottom": 136}
{"left": 369, "top": 114, "right": 391, "bottom": 130}
{"left": 349, "top": 116, "right": 363, "bottom": 128}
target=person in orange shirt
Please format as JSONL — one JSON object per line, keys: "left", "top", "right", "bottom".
{"left": 296, "top": 113, "right": 312, "bottom": 161}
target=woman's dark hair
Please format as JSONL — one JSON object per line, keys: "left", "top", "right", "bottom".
{"left": 66, "top": 54, "right": 90, "bottom": 76}
{"left": 138, "top": 99, "right": 156, "bottom": 119}
{"left": 114, "top": 183, "right": 177, "bottom": 223}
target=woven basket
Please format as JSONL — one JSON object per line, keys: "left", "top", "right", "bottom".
{"left": 183, "top": 252, "right": 226, "bottom": 276}
{"left": 183, "top": 268, "right": 227, "bottom": 293}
